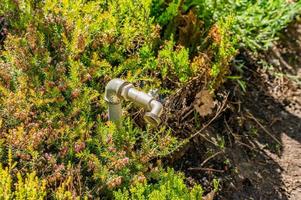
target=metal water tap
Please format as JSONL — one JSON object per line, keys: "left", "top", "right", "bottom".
{"left": 105, "top": 79, "right": 163, "bottom": 128}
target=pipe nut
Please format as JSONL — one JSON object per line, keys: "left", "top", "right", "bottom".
{"left": 120, "top": 83, "right": 134, "bottom": 100}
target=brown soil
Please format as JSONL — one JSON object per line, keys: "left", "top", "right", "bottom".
{"left": 258, "top": 20, "right": 301, "bottom": 200}
{"left": 170, "top": 20, "right": 301, "bottom": 199}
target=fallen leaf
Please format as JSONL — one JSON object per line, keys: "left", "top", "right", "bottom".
{"left": 203, "top": 190, "right": 215, "bottom": 200}
{"left": 193, "top": 90, "right": 215, "bottom": 117}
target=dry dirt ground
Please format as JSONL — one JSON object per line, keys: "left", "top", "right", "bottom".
{"left": 223, "top": 20, "right": 301, "bottom": 200}
{"left": 260, "top": 21, "right": 301, "bottom": 200}
{"left": 171, "top": 20, "right": 301, "bottom": 200}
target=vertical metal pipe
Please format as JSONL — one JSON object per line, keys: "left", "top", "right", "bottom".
{"left": 108, "top": 103, "right": 122, "bottom": 128}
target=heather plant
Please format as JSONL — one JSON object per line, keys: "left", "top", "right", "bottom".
{"left": 114, "top": 168, "right": 203, "bottom": 200}
{"left": 153, "top": 0, "right": 301, "bottom": 86}
{"left": 0, "top": 0, "right": 300, "bottom": 199}
{"left": 0, "top": 165, "right": 47, "bottom": 200}
{"left": 0, "top": 0, "right": 184, "bottom": 197}
{"left": 0, "top": 150, "right": 47, "bottom": 200}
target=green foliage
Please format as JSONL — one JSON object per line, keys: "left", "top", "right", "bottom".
{"left": 213, "top": 178, "right": 220, "bottom": 192}
{"left": 0, "top": 164, "right": 13, "bottom": 199}
{"left": 156, "top": 0, "right": 182, "bottom": 26}
{"left": 150, "top": 0, "right": 300, "bottom": 88}
{"left": 0, "top": 0, "right": 183, "bottom": 197}
{"left": 157, "top": 39, "right": 191, "bottom": 82}
{"left": 209, "top": 16, "right": 238, "bottom": 89}
{"left": 0, "top": 158, "right": 46, "bottom": 200}
{"left": 0, "top": 0, "right": 33, "bottom": 30}
{"left": 14, "top": 172, "right": 46, "bottom": 200}
{"left": 114, "top": 168, "right": 203, "bottom": 200}
{"left": 184, "top": 0, "right": 301, "bottom": 50}
{"left": 234, "top": 0, "right": 301, "bottom": 50}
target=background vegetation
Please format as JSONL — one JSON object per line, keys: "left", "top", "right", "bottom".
{"left": 0, "top": 0, "right": 300, "bottom": 199}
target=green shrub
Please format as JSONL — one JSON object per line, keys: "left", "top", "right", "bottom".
{"left": 157, "top": 39, "right": 191, "bottom": 82}
{"left": 114, "top": 168, "right": 203, "bottom": 200}
{"left": 183, "top": 0, "right": 301, "bottom": 50}
{"left": 0, "top": 1, "right": 183, "bottom": 197}
{"left": 0, "top": 150, "right": 46, "bottom": 200}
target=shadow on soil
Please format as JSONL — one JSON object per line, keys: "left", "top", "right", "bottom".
{"left": 222, "top": 55, "right": 301, "bottom": 199}
{"left": 172, "top": 21, "right": 301, "bottom": 199}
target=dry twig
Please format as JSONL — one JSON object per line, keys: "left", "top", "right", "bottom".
{"left": 188, "top": 167, "right": 224, "bottom": 173}
{"left": 200, "top": 151, "right": 223, "bottom": 167}
{"left": 246, "top": 111, "right": 282, "bottom": 145}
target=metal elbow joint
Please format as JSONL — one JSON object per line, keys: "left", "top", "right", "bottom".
{"left": 105, "top": 79, "right": 163, "bottom": 127}
{"left": 144, "top": 100, "right": 163, "bottom": 126}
